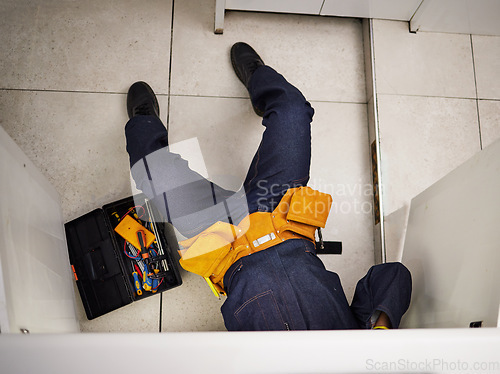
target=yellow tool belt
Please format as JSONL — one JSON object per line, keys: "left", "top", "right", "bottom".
{"left": 177, "top": 186, "right": 333, "bottom": 297}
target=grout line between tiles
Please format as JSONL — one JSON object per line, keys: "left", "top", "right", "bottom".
{"left": 3, "top": 87, "right": 494, "bottom": 105}
{"left": 470, "top": 34, "right": 483, "bottom": 150}
{"left": 170, "top": 93, "right": 248, "bottom": 100}
{"left": 308, "top": 99, "right": 367, "bottom": 105}
{"left": 0, "top": 87, "right": 127, "bottom": 95}
{"left": 377, "top": 92, "right": 480, "bottom": 101}
{"left": 478, "top": 98, "right": 500, "bottom": 102}
{"left": 318, "top": 0, "right": 326, "bottom": 15}
{"left": 159, "top": 293, "right": 163, "bottom": 333}
{"left": 166, "top": 0, "right": 175, "bottom": 134}
{"left": 160, "top": 0, "right": 176, "bottom": 333}
{"left": 0, "top": 88, "right": 369, "bottom": 106}
{"left": 169, "top": 93, "right": 367, "bottom": 105}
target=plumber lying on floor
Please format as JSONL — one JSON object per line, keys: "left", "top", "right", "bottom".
{"left": 124, "top": 42, "right": 412, "bottom": 331}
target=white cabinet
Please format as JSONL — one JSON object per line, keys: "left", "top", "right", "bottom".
{"left": 226, "top": 0, "right": 324, "bottom": 15}
{"left": 321, "top": 0, "right": 423, "bottom": 21}
{"left": 215, "top": 0, "right": 424, "bottom": 33}
{"left": 411, "top": 0, "right": 500, "bottom": 36}
{"left": 401, "top": 138, "right": 500, "bottom": 328}
{"left": 216, "top": 0, "right": 500, "bottom": 36}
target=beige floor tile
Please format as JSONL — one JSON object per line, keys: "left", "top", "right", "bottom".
{"left": 171, "top": 0, "right": 366, "bottom": 103}
{"left": 0, "top": 89, "right": 169, "bottom": 222}
{"left": 162, "top": 271, "right": 226, "bottom": 332}
{"left": 167, "top": 95, "right": 264, "bottom": 191}
{"left": 478, "top": 100, "right": 500, "bottom": 148}
{"left": 75, "top": 283, "right": 162, "bottom": 332}
{"left": 309, "top": 101, "right": 374, "bottom": 301}
{"left": 373, "top": 20, "right": 476, "bottom": 99}
{"left": 473, "top": 35, "right": 500, "bottom": 100}
{"left": 0, "top": 0, "right": 172, "bottom": 93}
{"left": 378, "top": 94, "right": 481, "bottom": 216}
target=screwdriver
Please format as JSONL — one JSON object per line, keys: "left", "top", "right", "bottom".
{"left": 137, "top": 230, "right": 150, "bottom": 263}
{"left": 152, "top": 268, "right": 159, "bottom": 293}
{"left": 143, "top": 271, "right": 153, "bottom": 291}
{"left": 138, "top": 230, "right": 153, "bottom": 291}
{"left": 134, "top": 263, "right": 143, "bottom": 279}
{"left": 131, "top": 263, "right": 142, "bottom": 296}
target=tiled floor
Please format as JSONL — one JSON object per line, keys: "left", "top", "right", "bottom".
{"left": 1, "top": 1, "right": 499, "bottom": 332}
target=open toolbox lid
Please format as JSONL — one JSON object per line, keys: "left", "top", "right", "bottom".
{"left": 65, "top": 195, "right": 182, "bottom": 320}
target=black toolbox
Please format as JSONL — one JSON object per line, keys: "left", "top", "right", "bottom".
{"left": 65, "top": 194, "right": 182, "bottom": 320}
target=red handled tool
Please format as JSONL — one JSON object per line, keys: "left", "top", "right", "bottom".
{"left": 137, "top": 230, "right": 153, "bottom": 291}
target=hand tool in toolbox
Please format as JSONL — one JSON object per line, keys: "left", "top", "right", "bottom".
{"left": 117, "top": 204, "right": 170, "bottom": 279}
{"left": 137, "top": 230, "right": 153, "bottom": 292}
{"left": 145, "top": 198, "right": 170, "bottom": 273}
{"left": 125, "top": 241, "right": 156, "bottom": 293}
{"left": 120, "top": 209, "right": 170, "bottom": 293}
{"left": 131, "top": 263, "right": 142, "bottom": 296}
{"left": 112, "top": 207, "right": 158, "bottom": 294}
{"left": 114, "top": 214, "right": 155, "bottom": 251}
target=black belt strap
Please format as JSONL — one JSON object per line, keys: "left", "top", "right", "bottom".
{"left": 315, "top": 241, "right": 342, "bottom": 254}
{"left": 315, "top": 228, "right": 342, "bottom": 254}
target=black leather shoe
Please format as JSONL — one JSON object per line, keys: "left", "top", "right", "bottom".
{"left": 127, "top": 81, "right": 160, "bottom": 119}
{"left": 231, "top": 42, "right": 265, "bottom": 89}
{"left": 230, "top": 42, "right": 265, "bottom": 116}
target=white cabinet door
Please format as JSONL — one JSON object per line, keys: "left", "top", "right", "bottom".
{"left": 0, "top": 127, "right": 79, "bottom": 333}
{"left": 401, "top": 138, "right": 500, "bottom": 328}
{"left": 226, "top": 0, "right": 324, "bottom": 15}
{"left": 411, "top": 0, "right": 500, "bottom": 36}
{"left": 321, "top": 0, "right": 423, "bottom": 21}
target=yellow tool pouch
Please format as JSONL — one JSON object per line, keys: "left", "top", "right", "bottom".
{"left": 288, "top": 186, "right": 332, "bottom": 228}
{"left": 178, "top": 186, "right": 332, "bottom": 297}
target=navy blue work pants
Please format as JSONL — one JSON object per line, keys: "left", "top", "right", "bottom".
{"left": 125, "top": 66, "right": 412, "bottom": 330}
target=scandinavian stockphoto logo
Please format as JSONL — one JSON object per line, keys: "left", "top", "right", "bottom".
{"left": 365, "top": 358, "right": 500, "bottom": 372}
{"left": 129, "top": 137, "right": 250, "bottom": 237}
{"left": 308, "top": 177, "right": 375, "bottom": 216}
